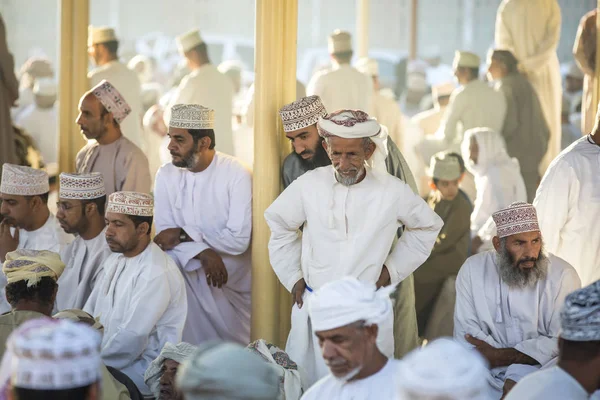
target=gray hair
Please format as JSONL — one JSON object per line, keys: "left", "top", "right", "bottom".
{"left": 324, "top": 136, "right": 374, "bottom": 153}
{"left": 497, "top": 237, "right": 548, "bottom": 288}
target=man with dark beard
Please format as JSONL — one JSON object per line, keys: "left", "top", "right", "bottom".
{"left": 454, "top": 201, "right": 581, "bottom": 399}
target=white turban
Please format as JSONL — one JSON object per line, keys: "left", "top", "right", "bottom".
{"left": 308, "top": 277, "right": 395, "bottom": 332}
{"left": 144, "top": 342, "right": 197, "bottom": 398}
{"left": 317, "top": 110, "right": 389, "bottom": 173}
{"left": 396, "top": 338, "right": 491, "bottom": 400}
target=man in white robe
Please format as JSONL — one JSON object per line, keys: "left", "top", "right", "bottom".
{"left": 55, "top": 172, "right": 111, "bottom": 311}
{"left": 154, "top": 104, "right": 251, "bottom": 345}
{"left": 0, "top": 164, "right": 73, "bottom": 313}
{"left": 84, "top": 191, "right": 187, "bottom": 396}
{"left": 265, "top": 110, "right": 443, "bottom": 385}
{"left": 306, "top": 30, "right": 373, "bottom": 112}
{"left": 166, "top": 29, "right": 235, "bottom": 156}
{"left": 506, "top": 280, "right": 600, "bottom": 400}
{"left": 454, "top": 202, "right": 581, "bottom": 399}
{"left": 412, "top": 82, "right": 455, "bottom": 138}
{"left": 533, "top": 107, "right": 600, "bottom": 286}
{"left": 302, "top": 278, "right": 401, "bottom": 399}
{"left": 75, "top": 80, "right": 152, "bottom": 196}
{"left": 88, "top": 26, "right": 144, "bottom": 151}
{"left": 495, "top": 0, "right": 562, "bottom": 172}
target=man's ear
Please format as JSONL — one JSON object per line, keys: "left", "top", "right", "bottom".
{"left": 492, "top": 236, "right": 501, "bottom": 252}
{"left": 84, "top": 202, "right": 97, "bottom": 217}
{"left": 365, "top": 141, "right": 376, "bottom": 160}
{"left": 137, "top": 222, "right": 149, "bottom": 236}
{"left": 322, "top": 139, "right": 328, "bottom": 152}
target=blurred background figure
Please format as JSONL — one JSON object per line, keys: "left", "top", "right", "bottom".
{"left": 573, "top": 8, "right": 597, "bottom": 135}
{"left": 0, "top": 12, "right": 19, "bottom": 167}
{"left": 12, "top": 57, "right": 53, "bottom": 120}
{"left": 561, "top": 95, "right": 581, "bottom": 150}
{"left": 564, "top": 62, "right": 584, "bottom": 110}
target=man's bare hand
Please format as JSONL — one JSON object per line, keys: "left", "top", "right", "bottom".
{"left": 376, "top": 266, "right": 391, "bottom": 289}
{"left": 0, "top": 221, "right": 19, "bottom": 262}
{"left": 154, "top": 228, "right": 182, "bottom": 251}
{"left": 197, "top": 249, "right": 228, "bottom": 288}
{"left": 465, "top": 334, "right": 499, "bottom": 367}
{"left": 292, "top": 278, "right": 307, "bottom": 308}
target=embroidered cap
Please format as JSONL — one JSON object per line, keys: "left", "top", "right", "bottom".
{"left": 169, "top": 104, "right": 215, "bottom": 130}
{"left": 106, "top": 191, "right": 153, "bottom": 217}
{"left": 1, "top": 164, "right": 49, "bottom": 196}
{"left": 176, "top": 29, "right": 204, "bottom": 55}
{"left": 3, "top": 249, "right": 65, "bottom": 287}
{"left": 59, "top": 172, "right": 106, "bottom": 200}
{"left": 279, "top": 96, "right": 327, "bottom": 133}
{"left": 492, "top": 202, "right": 540, "bottom": 239}
{"left": 90, "top": 80, "right": 131, "bottom": 124}
{"left": 561, "top": 281, "right": 600, "bottom": 342}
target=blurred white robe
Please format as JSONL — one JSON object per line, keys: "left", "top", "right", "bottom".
{"left": 14, "top": 105, "right": 57, "bottom": 164}
{"left": 307, "top": 64, "right": 373, "bottom": 112}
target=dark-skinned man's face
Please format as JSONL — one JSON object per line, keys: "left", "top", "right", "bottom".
{"left": 158, "top": 359, "right": 183, "bottom": 400}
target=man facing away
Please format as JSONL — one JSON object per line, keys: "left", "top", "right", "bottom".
{"left": 85, "top": 191, "right": 187, "bottom": 396}
{"left": 88, "top": 26, "right": 144, "bottom": 151}
{"left": 454, "top": 202, "right": 581, "bottom": 399}
{"left": 55, "top": 172, "right": 111, "bottom": 311}
{"left": 75, "top": 80, "right": 151, "bottom": 196}
{"left": 154, "top": 104, "right": 252, "bottom": 345}
{"left": 265, "top": 109, "right": 442, "bottom": 386}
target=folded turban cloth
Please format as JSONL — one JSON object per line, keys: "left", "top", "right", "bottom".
{"left": 561, "top": 280, "right": 600, "bottom": 342}
{"left": 176, "top": 341, "right": 280, "bottom": 400}
{"left": 144, "top": 342, "right": 197, "bottom": 398}
{"left": 3, "top": 250, "right": 65, "bottom": 287}
{"left": 396, "top": 338, "right": 492, "bottom": 400}
{"left": 53, "top": 309, "right": 104, "bottom": 335}
{"left": 308, "top": 277, "right": 396, "bottom": 332}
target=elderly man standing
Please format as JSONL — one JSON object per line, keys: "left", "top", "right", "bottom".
{"left": 302, "top": 278, "right": 401, "bottom": 399}
{"left": 167, "top": 30, "right": 234, "bottom": 156}
{"left": 265, "top": 110, "right": 442, "bottom": 385}
{"left": 307, "top": 30, "right": 372, "bottom": 112}
{"left": 75, "top": 80, "right": 151, "bottom": 196}
{"left": 144, "top": 342, "right": 197, "bottom": 400}
{"left": 85, "top": 191, "right": 187, "bottom": 396}
{"left": 495, "top": 0, "right": 562, "bottom": 171}
{"left": 487, "top": 49, "right": 550, "bottom": 202}
{"left": 154, "top": 104, "right": 252, "bottom": 345}
{"left": 454, "top": 202, "right": 581, "bottom": 399}
{"left": 88, "top": 26, "right": 144, "bottom": 150}
{"left": 55, "top": 172, "right": 111, "bottom": 311}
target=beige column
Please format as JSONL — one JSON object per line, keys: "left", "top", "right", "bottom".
{"left": 409, "top": 0, "right": 418, "bottom": 60}
{"left": 356, "top": 0, "right": 369, "bottom": 58}
{"left": 58, "top": 0, "right": 89, "bottom": 174}
{"left": 251, "top": 0, "right": 298, "bottom": 347}
{"left": 593, "top": 1, "right": 600, "bottom": 114}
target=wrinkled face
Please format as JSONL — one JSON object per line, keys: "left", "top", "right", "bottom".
{"left": 158, "top": 359, "right": 182, "bottom": 400}
{"left": 75, "top": 94, "right": 107, "bottom": 140}
{"left": 104, "top": 212, "right": 139, "bottom": 253}
{"left": 286, "top": 125, "right": 321, "bottom": 160}
{"left": 0, "top": 193, "right": 34, "bottom": 228}
{"left": 167, "top": 127, "right": 199, "bottom": 168}
{"left": 503, "top": 231, "right": 543, "bottom": 271}
{"left": 316, "top": 323, "right": 377, "bottom": 381}
{"left": 496, "top": 231, "right": 549, "bottom": 288}
{"left": 434, "top": 179, "right": 460, "bottom": 201}
{"left": 486, "top": 57, "right": 503, "bottom": 81}
{"left": 324, "top": 136, "right": 374, "bottom": 186}
{"left": 469, "top": 136, "right": 479, "bottom": 165}
{"left": 56, "top": 198, "right": 88, "bottom": 235}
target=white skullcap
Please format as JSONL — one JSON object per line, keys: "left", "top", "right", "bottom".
{"left": 145, "top": 342, "right": 198, "bottom": 398}
{"left": 128, "top": 54, "right": 154, "bottom": 83}
{"left": 317, "top": 110, "right": 389, "bottom": 172}
{"left": 169, "top": 104, "right": 215, "bottom": 129}
{"left": 407, "top": 73, "right": 428, "bottom": 92}
{"left": 6, "top": 318, "right": 102, "bottom": 390}
{"left": 88, "top": 25, "right": 117, "bottom": 47}
{"left": 561, "top": 280, "right": 600, "bottom": 342}
{"left": 428, "top": 152, "right": 462, "bottom": 181}
{"left": 1, "top": 164, "right": 49, "bottom": 196}
{"left": 328, "top": 30, "right": 352, "bottom": 54}
{"left": 355, "top": 57, "right": 379, "bottom": 76}
{"left": 90, "top": 80, "right": 132, "bottom": 124}
{"left": 279, "top": 95, "right": 327, "bottom": 132}
{"left": 432, "top": 81, "right": 456, "bottom": 98}
{"left": 59, "top": 172, "right": 106, "bottom": 200}
{"left": 397, "top": 338, "right": 491, "bottom": 399}
{"left": 567, "top": 62, "right": 584, "bottom": 80}
{"left": 177, "top": 29, "right": 204, "bottom": 55}
{"left": 308, "top": 277, "right": 395, "bottom": 332}
{"left": 177, "top": 341, "right": 280, "bottom": 400}
{"left": 33, "top": 77, "right": 57, "bottom": 97}
{"left": 453, "top": 51, "right": 480, "bottom": 69}
{"left": 106, "top": 191, "right": 153, "bottom": 217}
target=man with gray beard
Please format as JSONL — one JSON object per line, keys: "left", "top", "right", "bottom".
{"left": 454, "top": 201, "right": 581, "bottom": 400}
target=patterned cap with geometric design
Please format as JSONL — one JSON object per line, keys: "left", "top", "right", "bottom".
{"left": 59, "top": 172, "right": 106, "bottom": 200}
{"left": 106, "top": 191, "right": 153, "bottom": 217}
{"left": 1, "top": 164, "right": 49, "bottom": 196}
{"left": 492, "top": 202, "right": 540, "bottom": 238}
{"left": 561, "top": 280, "right": 600, "bottom": 342}
{"left": 169, "top": 104, "right": 215, "bottom": 130}
{"left": 279, "top": 96, "right": 327, "bottom": 133}
{"left": 90, "top": 80, "right": 131, "bottom": 124}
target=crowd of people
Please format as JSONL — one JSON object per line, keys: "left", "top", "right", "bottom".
{"left": 0, "top": 0, "right": 599, "bottom": 399}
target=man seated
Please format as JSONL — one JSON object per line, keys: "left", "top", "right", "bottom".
{"left": 506, "top": 280, "right": 600, "bottom": 399}
{"left": 144, "top": 342, "right": 197, "bottom": 400}
{"left": 84, "top": 191, "right": 187, "bottom": 396}
{"left": 454, "top": 202, "right": 581, "bottom": 399}
{"left": 302, "top": 277, "right": 400, "bottom": 399}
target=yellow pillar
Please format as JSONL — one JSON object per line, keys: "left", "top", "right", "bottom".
{"left": 356, "top": 0, "right": 369, "bottom": 59}
{"left": 58, "top": 0, "right": 89, "bottom": 174}
{"left": 593, "top": 1, "right": 600, "bottom": 114}
{"left": 409, "top": 0, "right": 418, "bottom": 60}
{"left": 251, "top": 0, "right": 298, "bottom": 347}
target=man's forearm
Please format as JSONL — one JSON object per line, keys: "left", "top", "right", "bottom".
{"left": 493, "top": 348, "right": 538, "bottom": 368}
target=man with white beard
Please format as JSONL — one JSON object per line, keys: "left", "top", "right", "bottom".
{"left": 454, "top": 202, "right": 581, "bottom": 399}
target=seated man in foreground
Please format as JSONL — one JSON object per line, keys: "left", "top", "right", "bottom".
{"left": 144, "top": 342, "right": 197, "bottom": 400}
{"left": 454, "top": 202, "right": 581, "bottom": 399}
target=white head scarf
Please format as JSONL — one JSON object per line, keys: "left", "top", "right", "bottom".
{"left": 396, "top": 338, "right": 492, "bottom": 400}
{"left": 144, "top": 342, "right": 197, "bottom": 398}
{"left": 308, "top": 277, "right": 395, "bottom": 332}
{"left": 461, "top": 127, "right": 517, "bottom": 177}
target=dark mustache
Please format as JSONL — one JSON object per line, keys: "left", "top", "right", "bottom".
{"left": 518, "top": 257, "right": 537, "bottom": 264}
